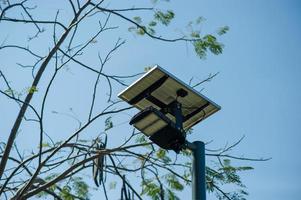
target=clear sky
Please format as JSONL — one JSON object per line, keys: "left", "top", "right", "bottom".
{"left": 0, "top": 0, "right": 300, "bottom": 199}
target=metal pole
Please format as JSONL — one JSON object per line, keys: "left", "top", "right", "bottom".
{"left": 171, "top": 101, "right": 183, "bottom": 131}
{"left": 171, "top": 97, "right": 206, "bottom": 199}
{"left": 187, "top": 141, "right": 206, "bottom": 200}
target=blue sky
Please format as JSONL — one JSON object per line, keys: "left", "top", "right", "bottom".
{"left": 0, "top": 0, "right": 300, "bottom": 199}
{"left": 185, "top": 1, "right": 301, "bottom": 199}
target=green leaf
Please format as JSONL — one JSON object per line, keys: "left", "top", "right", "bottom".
{"left": 156, "top": 148, "right": 171, "bottom": 163}
{"left": 27, "top": 86, "right": 38, "bottom": 94}
{"left": 181, "top": 148, "right": 192, "bottom": 156}
{"left": 240, "top": 189, "right": 249, "bottom": 195}
{"left": 193, "top": 34, "right": 224, "bottom": 58}
{"left": 144, "top": 66, "right": 152, "bottom": 72}
{"left": 154, "top": 10, "right": 175, "bottom": 26}
{"left": 141, "top": 180, "right": 161, "bottom": 198}
{"left": 133, "top": 16, "right": 142, "bottom": 24}
{"left": 109, "top": 181, "right": 117, "bottom": 189}
{"left": 166, "top": 174, "right": 184, "bottom": 191}
{"left": 217, "top": 26, "right": 229, "bottom": 35}
{"left": 195, "top": 16, "right": 206, "bottom": 24}
{"left": 45, "top": 173, "right": 59, "bottom": 181}
{"left": 156, "top": 148, "right": 166, "bottom": 158}
{"left": 167, "top": 189, "right": 180, "bottom": 200}
{"left": 147, "top": 27, "right": 156, "bottom": 35}
{"left": 236, "top": 166, "right": 254, "bottom": 171}
{"left": 71, "top": 177, "right": 89, "bottom": 198}
{"left": 136, "top": 27, "right": 146, "bottom": 35}
{"left": 223, "top": 159, "right": 231, "bottom": 166}
{"left": 128, "top": 26, "right": 136, "bottom": 32}
{"left": 36, "top": 191, "right": 48, "bottom": 198}
{"left": 135, "top": 134, "right": 147, "bottom": 143}
{"left": 193, "top": 40, "right": 206, "bottom": 59}
{"left": 183, "top": 170, "right": 191, "bottom": 184}
{"left": 185, "top": 127, "right": 193, "bottom": 135}
{"left": 59, "top": 186, "right": 74, "bottom": 200}
{"left": 149, "top": 21, "right": 157, "bottom": 27}
{"left": 41, "top": 142, "right": 50, "bottom": 148}
{"left": 191, "top": 31, "right": 200, "bottom": 38}
{"left": 104, "top": 117, "right": 113, "bottom": 131}
{"left": 4, "top": 89, "right": 14, "bottom": 96}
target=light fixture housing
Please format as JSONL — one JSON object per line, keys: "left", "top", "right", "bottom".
{"left": 130, "top": 106, "right": 185, "bottom": 152}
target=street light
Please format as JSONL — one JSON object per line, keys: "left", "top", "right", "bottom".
{"left": 118, "top": 65, "right": 220, "bottom": 200}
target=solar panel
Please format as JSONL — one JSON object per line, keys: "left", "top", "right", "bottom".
{"left": 118, "top": 65, "right": 220, "bottom": 130}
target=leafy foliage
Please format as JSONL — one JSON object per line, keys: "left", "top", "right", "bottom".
{"left": 156, "top": 148, "right": 171, "bottom": 163}
{"left": 128, "top": 9, "right": 225, "bottom": 59}
{"left": 166, "top": 174, "right": 184, "bottom": 191}
{"left": 217, "top": 26, "right": 230, "bottom": 36}
{"left": 193, "top": 35, "right": 224, "bottom": 59}
{"left": 206, "top": 159, "right": 253, "bottom": 200}
{"left": 104, "top": 116, "right": 113, "bottom": 131}
{"left": 27, "top": 86, "right": 38, "bottom": 94}
{"left": 154, "top": 10, "right": 175, "bottom": 26}
{"left": 36, "top": 175, "right": 89, "bottom": 200}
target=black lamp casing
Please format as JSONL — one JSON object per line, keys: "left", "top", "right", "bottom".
{"left": 149, "top": 123, "right": 185, "bottom": 153}
{"left": 130, "top": 106, "right": 186, "bottom": 153}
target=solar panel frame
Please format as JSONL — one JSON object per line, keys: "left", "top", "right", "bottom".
{"left": 118, "top": 65, "right": 221, "bottom": 130}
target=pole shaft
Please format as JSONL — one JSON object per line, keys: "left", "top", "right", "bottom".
{"left": 192, "top": 141, "right": 206, "bottom": 200}
{"left": 172, "top": 101, "right": 183, "bottom": 130}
